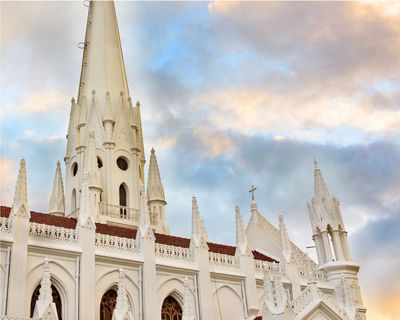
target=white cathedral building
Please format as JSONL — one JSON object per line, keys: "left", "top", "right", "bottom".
{"left": 0, "top": 1, "right": 367, "bottom": 320}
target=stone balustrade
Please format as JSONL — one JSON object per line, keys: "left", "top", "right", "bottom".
{"left": 155, "top": 243, "right": 193, "bottom": 263}
{"left": 209, "top": 252, "right": 240, "bottom": 270}
{"left": 317, "top": 289, "right": 347, "bottom": 317}
{"left": 29, "top": 222, "right": 79, "bottom": 244}
{"left": 0, "top": 216, "right": 11, "bottom": 234}
{"left": 291, "top": 286, "right": 312, "bottom": 314}
{"left": 99, "top": 202, "right": 139, "bottom": 222}
{"left": 95, "top": 233, "right": 140, "bottom": 255}
{"left": 297, "top": 266, "right": 327, "bottom": 282}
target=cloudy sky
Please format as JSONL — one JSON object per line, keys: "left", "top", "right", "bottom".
{"left": 1, "top": 1, "right": 399, "bottom": 319}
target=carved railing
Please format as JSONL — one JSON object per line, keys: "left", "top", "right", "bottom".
{"left": 318, "top": 290, "right": 347, "bottom": 318}
{"left": 155, "top": 243, "right": 193, "bottom": 263}
{"left": 0, "top": 216, "right": 11, "bottom": 234}
{"left": 291, "top": 286, "right": 312, "bottom": 314}
{"left": 209, "top": 252, "right": 240, "bottom": 270}
{"left": 99, "top": 203, "right": 139, "bottom": 222}
{"left": 254, "top": 260, "right": 286, "bottom": 276}
{"left": 95, "top": 233, "right": 140, "bottom": 255}
{"left": 297, "top": 265, "right": 327, "bottom": 282}
{"left": 29, "top": 222, "right": 79, "bottom": 244}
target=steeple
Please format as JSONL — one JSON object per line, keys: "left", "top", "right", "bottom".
{"left": 78, "top": 0, "right": 129, "bottom": 104}
{"left": 64, "top": 0, "right": 146, "bottom": 228}
{"left": 10, "top": 159, "right": 30, "bottom": 219}
{"left": 308, "top": 161, "right": 351, "bottom": 264}
{"left": 48, "top": 161, "right": 65, "bottom": 216}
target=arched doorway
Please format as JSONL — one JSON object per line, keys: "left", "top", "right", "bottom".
{"left": 119, "top": 183, "right": 127, "bottom": 218}
{"left": 100, "top": 289, "right": 117, "bottom": 320}
{"left": 161, "top": 296, "right": 182, "bottom": 320}
{"left": 30, "top": 283, "right": 62, "bottom": 320}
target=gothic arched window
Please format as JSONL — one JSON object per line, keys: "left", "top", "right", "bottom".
{"left": 119, "top": 183, "right": 127, "bottom": 218}
{"left": 30, "top": 284, "right": 62, "bottom": 320}
{"left": 100, "top": 289, "right": 117, "bottom": 320}
{"left": 161, "top": 296, "right": 182, "bottom": 320}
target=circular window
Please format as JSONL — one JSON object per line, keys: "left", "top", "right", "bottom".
{"left": 72, "top": 162, "right": 78, "bottom": 176}
{"left": 97, "top": 157, "right": 103, "bottom": 168}
{"left": 116, "top": 157, "right": 128, "bottom": 171}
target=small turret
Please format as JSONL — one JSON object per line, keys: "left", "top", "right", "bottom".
{"left": 10, "top": 159, "right": 30, "bottom": 219}
{"left": 191, "top": 196, "right": 208, "bottom": 247}
{"left": 48, "top": 161, "right": 65, "bottom": 216}
{"left": 147, "top": 148, "right": 168, "bottom": 233}
{"left": 235, "top": 206, "right": 249, "bottom": 256}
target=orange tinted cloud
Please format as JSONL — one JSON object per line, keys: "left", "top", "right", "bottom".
{"left": 364, "top": 286, "right": 400, "bottom": 320}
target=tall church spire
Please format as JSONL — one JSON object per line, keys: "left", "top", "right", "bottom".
{"left": 78, "top": 0, "right": 129, "bottom": 104}
{"left": 64, "top": 0, "right": 147, "bottom": 228}
{"left": 48, "top": 161, "right": 65, "bottom": 216}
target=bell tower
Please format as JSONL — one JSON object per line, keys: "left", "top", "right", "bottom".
{"left": 64, "top": 1, "right": 145, "bottom": 224}
{"left": 308, "top": 161, "right": 367, "bottom": 319}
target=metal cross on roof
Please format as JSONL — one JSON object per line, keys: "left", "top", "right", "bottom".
{"left": 249, "top": 185, "right": 257, "bottom": 201}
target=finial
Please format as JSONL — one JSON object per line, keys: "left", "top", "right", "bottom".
{"left": 235, "top": 205, "right": 240, "bottom": 215}
{"left": 314, "top": 158, "right": 319, "bottom": 170}
{"left": 56, "top": 160, "right": 61, "bottom": 167}
{"left": 71, "top": 97, "right": 75, "bottom": 103}
{"left": 20, "top": 158, "right": 26, "bottom": 167}
{"left": 136, "top": 101, "right": 140, "bottom": 107}
{"left": 279, "top": 214, "right": 284, "bottom": 223}
{"left": 127, "top": 97, "right": 132, "bottom": 103}
{"left": 151, "top": 147, "right": 155, "bottom": 154}
{"left": 192, "top": 195, "right": 197, "bottom": 206}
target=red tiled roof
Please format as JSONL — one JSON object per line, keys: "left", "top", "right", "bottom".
{"left": 252, "top": 250, "right": 276, "bottom": 263}
{"left": 1, "top": 206, "right": 77, "bottom": 229}
{"left": 0, "top": 205, "right": 276, "bottom": 262}
{"left": 155, "top": 232, "right": 191, "bottom": 248}
{"left": 208, "top": 242, "right": 236, "bottom": 255}
{"left": 95, "top": 223, "right": 137, "bottom": 239}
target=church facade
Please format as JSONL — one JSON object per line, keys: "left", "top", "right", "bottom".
{"left": 0, "top": 1, "right": 367, "bottom": 320}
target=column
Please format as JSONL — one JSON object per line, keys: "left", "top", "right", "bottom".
{"left": 321, "top": 231, "right": 333, "bottom": 262}
{"left": 331, "top": 230, "right": 345, "bottom": 261}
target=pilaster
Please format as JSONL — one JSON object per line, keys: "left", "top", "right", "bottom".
{"left": 7, "top": 159, "right": 30, "bottom": 317}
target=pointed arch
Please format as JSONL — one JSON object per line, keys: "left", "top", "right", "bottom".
{"left": 100, "top": 288, "right": 117, "bottom": 320}
{"left": 161, "top": 296, "right": 182, "bottom": 320}
{"left": 119, "top": 183, "right": 128, "bottom": 217}
{"left": 30, "top": 282, "right": 62, "bottom": 320}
